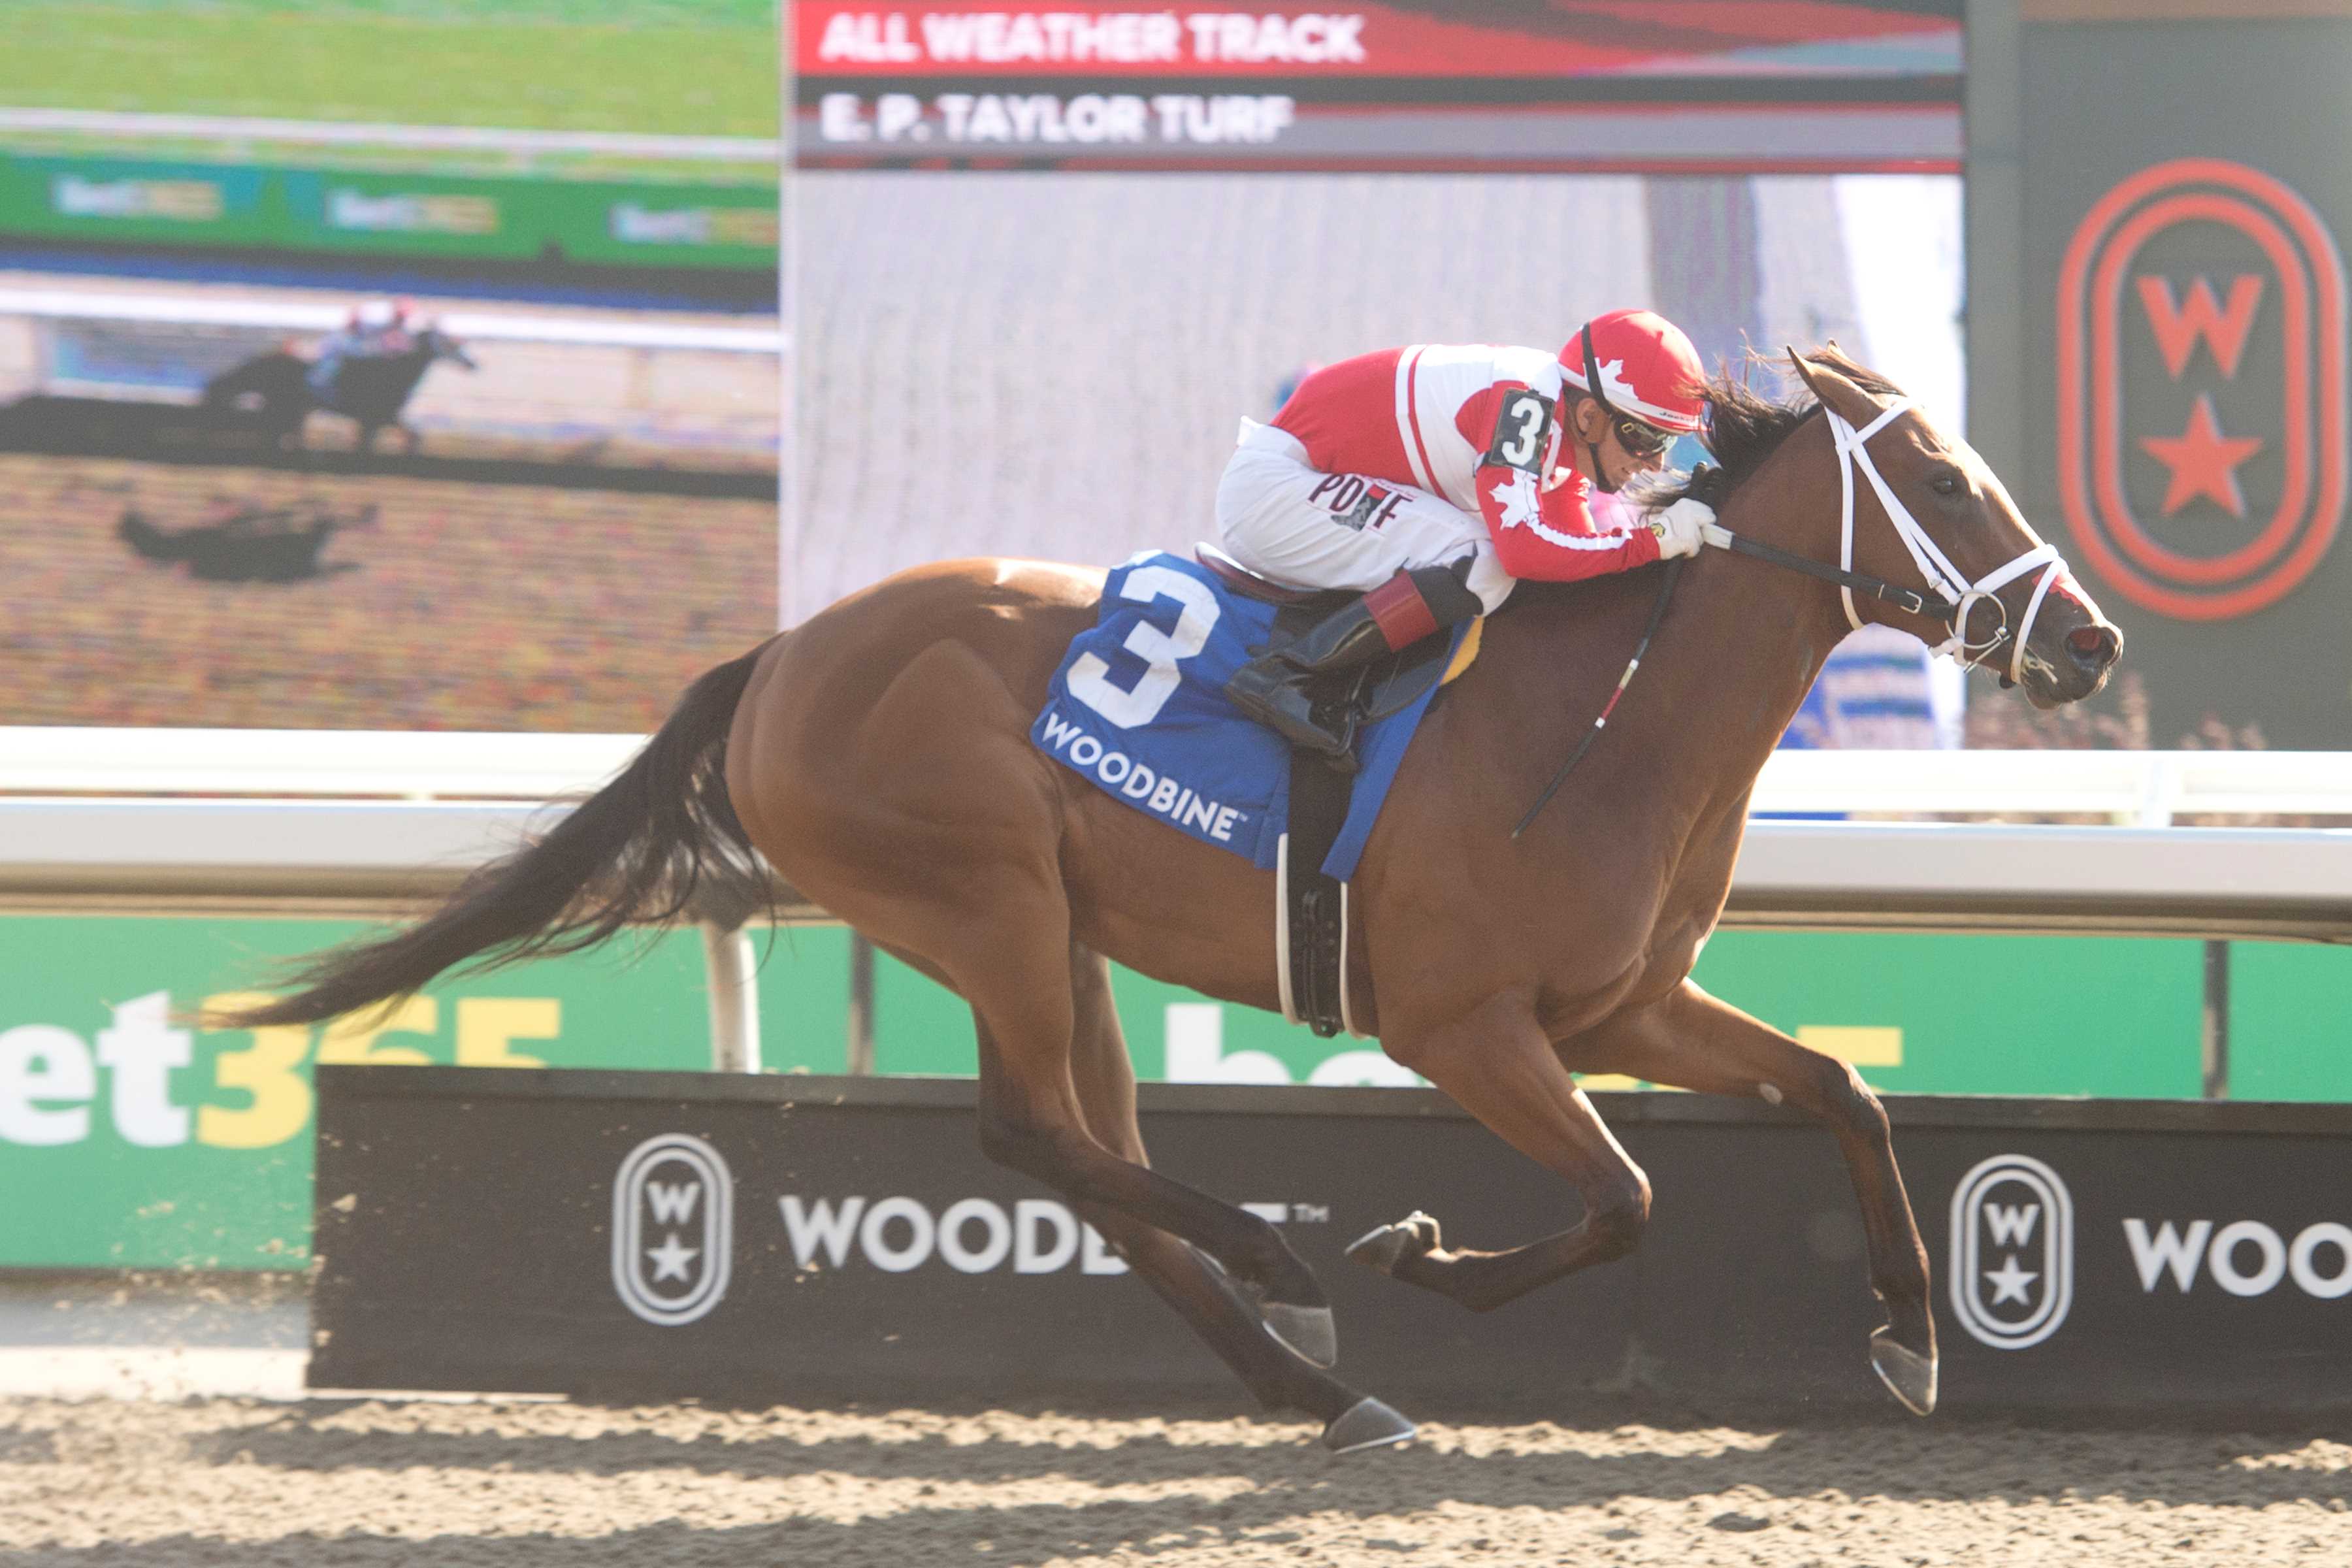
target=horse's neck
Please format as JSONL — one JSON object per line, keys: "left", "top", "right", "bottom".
{"left": 1654, "top": 531, "right": 1844, "bottom": 801}
{"left": 1499, "top": 457, "right": 1850, "bottom": 826}
{"left": 1663, "top": 425, "right": 1860, "bottom": 794}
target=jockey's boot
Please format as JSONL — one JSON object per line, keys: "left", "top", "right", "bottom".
{"left": 1224, "top": 564, "right": 1482, "bottom": 769}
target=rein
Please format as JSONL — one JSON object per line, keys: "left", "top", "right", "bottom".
{"left": 1511, "top": 395, "right": 2075, "bottom": 839}
{"left": 1511, "top": 554, "right": 1685, "bottom": 840}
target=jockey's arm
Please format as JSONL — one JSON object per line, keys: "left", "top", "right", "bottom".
{"left": 1461, "top": 384, "right": 1665, "bottom": 582}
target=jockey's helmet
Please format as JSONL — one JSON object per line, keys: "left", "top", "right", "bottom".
{"left": 1558, "top": 308, "right": 1708, "bottom": 451}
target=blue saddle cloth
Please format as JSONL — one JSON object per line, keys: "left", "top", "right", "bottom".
{"left": 1030, "top": 551, "right": 1463, "bottom": 881}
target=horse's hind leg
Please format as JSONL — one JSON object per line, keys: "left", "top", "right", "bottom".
{"left": 1555, "top": 980, "right": 1937, "bottom": 1415}
{"left": 1346, "top": 990, "right": 1656, "bottom": 1313}
{"left": 959, "top": 899, "right": 1338, "bottom": 1369}
{"left": 1058, "top": 941, "right": 1413, "bottom": 1452}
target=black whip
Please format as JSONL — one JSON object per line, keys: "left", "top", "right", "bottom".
{"left": 1512, "top": 553, "right": 1687, "bottom": 840}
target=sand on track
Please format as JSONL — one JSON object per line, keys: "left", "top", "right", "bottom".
{"left": 1, "top": 1397, "right": 2346, "bottom": 1566}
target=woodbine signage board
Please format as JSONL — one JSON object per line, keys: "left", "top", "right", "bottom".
{"left": 313, "top": 1069, "right": 2352, "bottom": 1416}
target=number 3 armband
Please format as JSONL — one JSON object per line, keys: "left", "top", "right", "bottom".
{"left": 1483, "top": 387, "right": 1556, "bottom": 475}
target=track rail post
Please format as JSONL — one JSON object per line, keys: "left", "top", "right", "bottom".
{"left": 2200, "top": 939, "right": 2230, "bottom": 1100}
{"left": 847, "top": 934, "right": 876, "bottom": 1075}
{"left": 700, "top": 921, "right": 762, "bottom": 1073}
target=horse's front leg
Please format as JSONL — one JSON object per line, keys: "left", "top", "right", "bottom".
{"left": 1348, "top": 989, "right": 1654, "bottom": 1313}
{"left": 1557, "top": 980, "right": 1938, "bottom": 1416}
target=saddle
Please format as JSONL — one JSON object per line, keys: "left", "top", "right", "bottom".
{"left": 1194, "top": 544, "right": 1460, "bottom": 1038}
{"left": 1193, "top": 545, "right": 1458, "bottom": 726}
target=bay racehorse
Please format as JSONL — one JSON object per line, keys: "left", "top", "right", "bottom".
{"left": 202, "top": 326, "right": 476, "bottom": 453}
{"left": 223, "top": 349, "right": 2122, "bottom": 1451}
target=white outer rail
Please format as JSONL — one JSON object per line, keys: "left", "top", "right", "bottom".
{"left": 0, "top": 728, "right": 645, "bottom": 802}
{"left": 0, "top": 108, "right": 779, "bottom": 164}
{"left": 0, "top": 797, "right": 787, "bottom": 1075}
{"left": 7, "top": 736, "right": 2351, "bottom": 1073}
{"left": 5, "top": 796, "right": 2349, "bottom": 936}
{"left": 1, "top": 289, "right": 785, "bottom": 355}
{"left": 1748, "top": 747, "right": 2352, "bottom": 826}
{"left": 4, "top": 730, "right": 2347, "bottom": 825}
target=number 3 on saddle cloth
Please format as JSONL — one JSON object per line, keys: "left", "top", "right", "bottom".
{"left": 1030, "top": 550, "right": 1481, "bottom": 1036}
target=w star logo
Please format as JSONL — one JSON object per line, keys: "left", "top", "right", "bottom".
{"left": 612, "top": 1133, "right": 734, "bottom": 1326}
{"left": 1949, "top": 1153, "right": 2074, "bottom": 1351}
{"left": 2057, "top": 158, "right": 2350, "bottom": 620}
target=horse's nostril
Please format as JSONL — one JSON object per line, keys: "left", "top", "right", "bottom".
{"left": 2066, "top": 625, "right": 2116, "bottom": 667}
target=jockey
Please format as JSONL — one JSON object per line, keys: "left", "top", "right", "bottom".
{"left": 307, "top": 297, "right": 414, "bottom": 399}
{"left": 1218, "top": 308, "right": 1718, "bottom": 759}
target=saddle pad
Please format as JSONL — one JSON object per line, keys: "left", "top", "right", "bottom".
{"left": 1030, "top": 551, "right": 1467, "bottom": 881}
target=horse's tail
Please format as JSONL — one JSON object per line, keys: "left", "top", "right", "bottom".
{"left": 214, "top": 642, "right": 775, "bottom": 1029}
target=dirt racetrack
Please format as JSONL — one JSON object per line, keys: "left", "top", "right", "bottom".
{"left": 2, "top": 1396, "right": 2345, "bottom": 1565}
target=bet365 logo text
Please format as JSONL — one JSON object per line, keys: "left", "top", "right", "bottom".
{"left": 2057, "top": 158, "right": 2349, "bottom": 620}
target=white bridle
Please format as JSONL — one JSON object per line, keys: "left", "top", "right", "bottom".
{"left": 1828, "top": 399, "right": 2067, "bottom": 687}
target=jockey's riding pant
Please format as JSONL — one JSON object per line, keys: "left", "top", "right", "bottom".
{"left": 1217, "top": 419, "right": 1516, "bottom": 615}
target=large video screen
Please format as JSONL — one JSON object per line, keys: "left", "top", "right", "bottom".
{"left": 0, "top": 0, "right": 781, "bottom": 732}
{"left": 789, "top": 3, "right": 1970, "bottom": 743}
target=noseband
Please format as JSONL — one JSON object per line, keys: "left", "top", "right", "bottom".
{"left": 1824, "top": 399, "right": 2065, "bottom": 687}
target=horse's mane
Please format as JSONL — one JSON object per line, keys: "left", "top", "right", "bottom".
{"left": 1639, "top": 346, "right": 1906, "bottom": 510}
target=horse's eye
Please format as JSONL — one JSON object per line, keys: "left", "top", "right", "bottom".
{"left": 1930, "top": 470, "right": 1966, "bottom": 497}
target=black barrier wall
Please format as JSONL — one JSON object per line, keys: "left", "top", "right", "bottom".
{"left": 312, "top": 1068, "right": 2352, "bottom": 1416}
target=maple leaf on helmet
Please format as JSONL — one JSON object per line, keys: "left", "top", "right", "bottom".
{"left": 1558, "top": 308, "right": 1708, "bottom": 436}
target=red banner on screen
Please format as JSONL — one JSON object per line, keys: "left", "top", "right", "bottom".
{"left": 797, "top": 3, "right": 1959, "bottom": 80}
{"left": 793, "top": 2, "right": 1963, "bottom": 173}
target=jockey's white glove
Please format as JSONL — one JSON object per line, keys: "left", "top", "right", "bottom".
{"left": 1645, "top": 497, "right": 1714, "bottom": 561}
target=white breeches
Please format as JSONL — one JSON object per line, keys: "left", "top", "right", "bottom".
{"left": 1215, "top": 420, "right": 1515, "bottom": 615}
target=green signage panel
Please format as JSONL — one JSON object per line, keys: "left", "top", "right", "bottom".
{"left": 2225, "top": 941, "right": 2352, "bottom": 1103}
{"left": 0, "top": 152, "right": 778, "bottom": 272}
{"left": 2, "top": 914, "right": 2341, "bottom": 1270}
{"left": 0, "top": 915, "right": 719, "bottom": 1270}
{"left": 862, "top": 930, "right": 2213, "bottom": 1098}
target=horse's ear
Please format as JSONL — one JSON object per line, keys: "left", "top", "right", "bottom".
{"left": 1786, "top": 345, "right": 1881, "bottom": 425}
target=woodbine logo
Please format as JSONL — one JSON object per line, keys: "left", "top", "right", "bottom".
{"left": 1951, "top": 1152, "right": 2352, "bottom": 1353}
{"left": 1950, "top": 1153, "right": 2075, "bottom": 1350}
{"left": 612, "top": 1134, "right": 734, "bottom": 1327}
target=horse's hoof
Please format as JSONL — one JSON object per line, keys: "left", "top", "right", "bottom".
{"left": 1345, "top": 1211, "right": 1440, "bottom": 1276}
{"left": 1321, "top": 1396, "right": 1416, "bottom": 1454}
{"left": 1869, "top": 1328, "right": 1938, "bottom": 1416}
{"left": 1262, "top": 1301, "right": 1339, "bottom": 1368}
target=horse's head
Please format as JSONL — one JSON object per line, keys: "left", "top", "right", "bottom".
{"left": 1784, "top": 348, "right": 2122, "bottom": 710}
{"left": 416, "top": 323, "right": 478, "bottom": 371}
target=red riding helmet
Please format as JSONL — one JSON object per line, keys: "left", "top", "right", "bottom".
{"left": 1558, "top": 308, "right": 1707, "bottom": 436}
